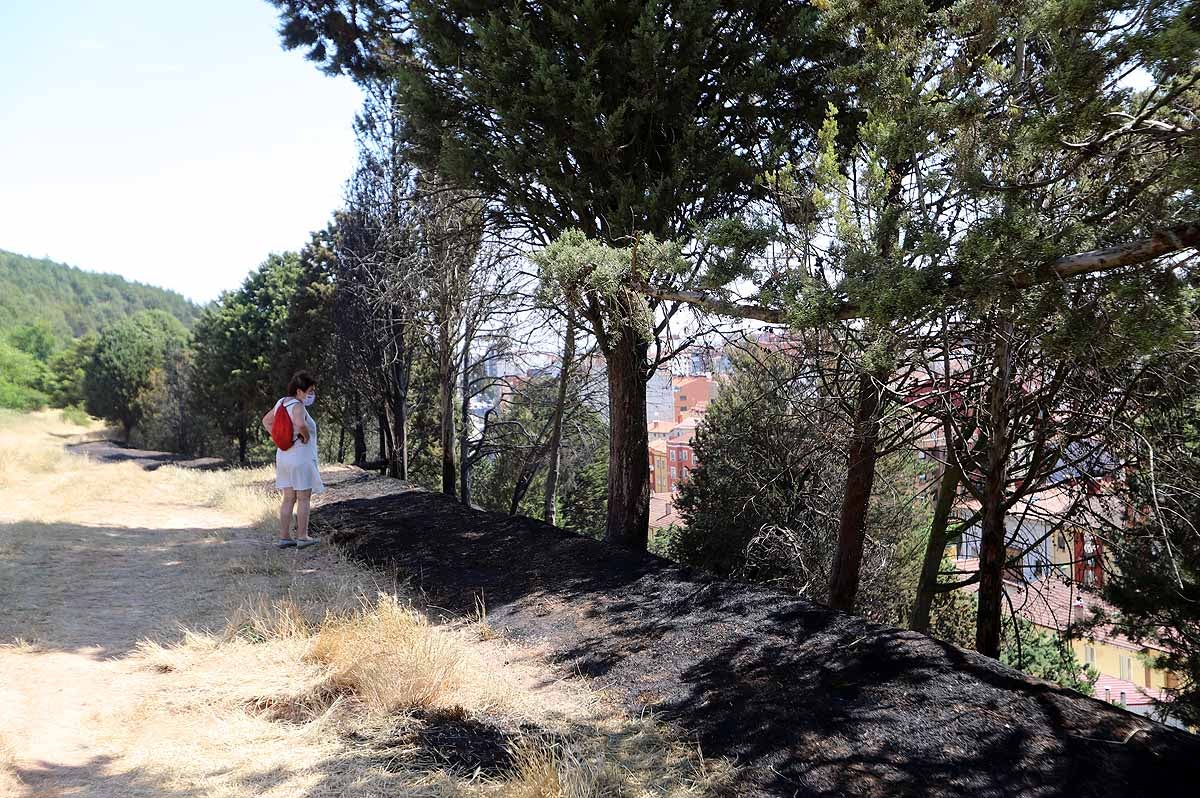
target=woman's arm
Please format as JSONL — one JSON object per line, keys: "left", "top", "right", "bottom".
{"left": 289, "top": 402, "right": 311, "bottom": 443}
{"left": 261, "top": 406, "right": 276, "bottom": 433}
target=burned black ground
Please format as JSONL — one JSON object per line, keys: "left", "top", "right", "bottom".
{"left": 347, "top": 707, "right": 523, "bottom": 778}
{"left": 311, "top": 477, "right": 1200, "bottom": 798}
{"left": 68, "top": 439, "right": 226, "bottom": 471}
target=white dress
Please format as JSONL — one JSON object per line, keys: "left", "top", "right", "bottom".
{"left": 273, "top": 398, "right": 325, "bottom": 493}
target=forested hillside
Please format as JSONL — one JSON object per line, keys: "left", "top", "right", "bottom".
{"left": 0, "top": 249, "right": 198, "bottom": 340}
{"left": 0, "top": 249, "right": 198, "bottom": 413}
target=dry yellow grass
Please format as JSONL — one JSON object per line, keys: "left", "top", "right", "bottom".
{"left": 0, "top": 410, "right": 734, "bottom": 797}
{"left": 308, "top": 593, "right": 462, "bottom": 713}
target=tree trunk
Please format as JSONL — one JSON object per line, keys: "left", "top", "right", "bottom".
{"left": 459, "top": 341, "right": 472, "bottom": 506}
{"left": 910, "top": 461, "right": 962, "bottom": 633}
{"left": 353, "top": 421, "right": 367, "bottom": 465}
{"left": 385, "top": 358, "right": 411, "bottom": 481}
{"left": 237, "top": 429, "right": 248, "bottom": 466}
{"left": 375, "top": 414, "right": 384, "bottom": 462}
{"left": 384, "top": 399, "right": 400, "bottom": 479}
{"left": 976, "top": 322, "right": 1013, "bottom": 658}
{"left": 543, "top": 312, "right": 576, "bottom": 525}
{"left": 828, "top": 371, "right": 883, "bottom": 612}
{"left": 603, "top": 328, "right": 650, "bottom": 550}
{"left": 397, "top": 389, "right": 409, "bottom": 480}
{"left": 439, "top": 335, "right": 457, "bottom": 497}
{"left": 510, "top": 455, "right": 541, "bottom": 516}
{"left": 336, "top": 420, "right": 346, "bottom": 463}
{"left": 378, "top": 411, "right": 392, "bottom": 467}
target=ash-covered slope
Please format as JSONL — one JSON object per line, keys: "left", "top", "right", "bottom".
{"left": 313, "top": 477, "right": 1200, "bottom": 797}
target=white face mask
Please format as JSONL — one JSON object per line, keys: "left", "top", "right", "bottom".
{"left": 302, "top": 393, "right": 315, "bottom": 407}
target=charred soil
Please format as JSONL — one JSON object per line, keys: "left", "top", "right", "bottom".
{"left": 313, "top": 478, "right": 1200, "bottom": 798}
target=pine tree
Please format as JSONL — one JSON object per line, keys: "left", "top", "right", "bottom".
{"left": 269, "top": 0, "right": 840, "bottom": 549}
{"left": 1101, "top": 339, "right": 1200, "bottom": 725}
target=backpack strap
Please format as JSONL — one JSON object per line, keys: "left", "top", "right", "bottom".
{"left": 279, "top": 398, "right": 301, "bottom": 442}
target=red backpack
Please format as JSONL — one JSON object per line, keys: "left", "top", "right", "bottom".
{"left": 270, "top": 399, "right": 300, "bottom": 450}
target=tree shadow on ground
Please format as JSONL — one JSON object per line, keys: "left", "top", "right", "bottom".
{"left": 315, "top": 488, "right": 1200, "bottom": 798}
{"left": 66, "top": 440, "right": 226, "bottom": 470}
{"left": 0, "top": 519, "right": 308, "bottom": 659}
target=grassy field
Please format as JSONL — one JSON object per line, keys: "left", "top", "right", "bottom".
{"left": 0, "top": 411, "right": 732, "bottom": 797}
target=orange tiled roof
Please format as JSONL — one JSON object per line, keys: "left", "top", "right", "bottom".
{"left": 955, "top": 558, "right": 1164, "bottom": 654}
{"left": 650, "top": 492, "right": 683, "bottom": 530}
{"left": 1093, "top": 674, "right": 1167, "bottom": 706}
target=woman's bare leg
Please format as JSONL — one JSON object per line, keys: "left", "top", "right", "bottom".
{"left": 295, "top": 490, "right": 312, "bottom": 540}
{"left": 279, "top": 488, "right": 296, "bottom": 540}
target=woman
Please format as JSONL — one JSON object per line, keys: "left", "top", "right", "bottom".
{"left": 261, "top": 370, "right": 324, "bottom": 549}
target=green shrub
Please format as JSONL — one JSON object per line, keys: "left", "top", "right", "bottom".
{"left": 60, "top": 404, "right": 90, "bottom": 426}
{"left": 0, "top": 341, "right": 49, "bottom": 410}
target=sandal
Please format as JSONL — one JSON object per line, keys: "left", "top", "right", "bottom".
{"left": 275, "top": 538, "right": 297, "bottom": 549}
{"left": 295, "top": 537, "right": 321, "bottom": 549}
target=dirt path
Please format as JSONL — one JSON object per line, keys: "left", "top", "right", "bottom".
{"left": 0, "top": 421, "right": 302, "bottom": 795}
{"left": 0, "top": 412, "right": 726, "bottom": 798}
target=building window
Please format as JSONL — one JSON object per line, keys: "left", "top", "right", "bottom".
{"left": 670, "top": 467, "right": 677, "bottom": 479}
{"left": 1084, "top": 645, "right": 1095, "bottom": 665}
{"left": 679, "top": 394, "right": 686, "bottom": 401}
{"left": 670, "top": 450, "right": 676, "bottom": 461}
{"left": 1145, "top": 664, "right": 1152, "bottom": 688}
{"left": 1004, "top": 546, "right": 1025, "bottom": 583}
{"left": 1119, "top": 655, "right": 1131, "bottom": 682}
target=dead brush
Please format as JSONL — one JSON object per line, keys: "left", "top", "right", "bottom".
{"left": 307, "top": 593, "right": 461, "bottom": 714}
{"left": 473, "top": 592, "right": 501, "bottom": 641}
{"left": 224, "top": 594, "right": 311, "bottom": 642}
{"left": 0, "top": 637, "right": 41, "bottom": 653}
{"left": 504, "top": 717, "right": 736, "bottom": 798}
{"left": 505, "top": 737, "right": 616, "bottom": 798}
{"left": 134, "top": 630, "right": 219, "bottom": 673}
{"left": 244, "top": 682, "right": 348, "bottom": 725}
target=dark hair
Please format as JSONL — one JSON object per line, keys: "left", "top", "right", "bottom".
{"left": 287, "top": 370, "right": 318, "bottom": 396}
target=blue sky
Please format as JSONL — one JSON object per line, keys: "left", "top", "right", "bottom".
{"left": 0, "top": 0, "right": 362, "bottom": 304}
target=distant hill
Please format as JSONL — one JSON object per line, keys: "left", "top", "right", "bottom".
{"left": 0, "top": 249, "right": 200, "bottom": 341}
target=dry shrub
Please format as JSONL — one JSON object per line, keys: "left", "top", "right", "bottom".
{"left": 224, "top": 594, "right": 311, "bottom": 642}
{"left": 308, "top": 593, "right": 461, "bottom": 713}
{"left": 134, "top": 630, "right": 219, "bottom": 673}
{"left": 504, "top": 720, "right": 734, "bottom": 798}
{"left": 506, "top": 739, "right": 613, "bottom": 798}
{"left": 0, "top": 637, "right": 42, "bottom": 653}
{"left": 244, "top": 683, "right": 347, "bottom": 725}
